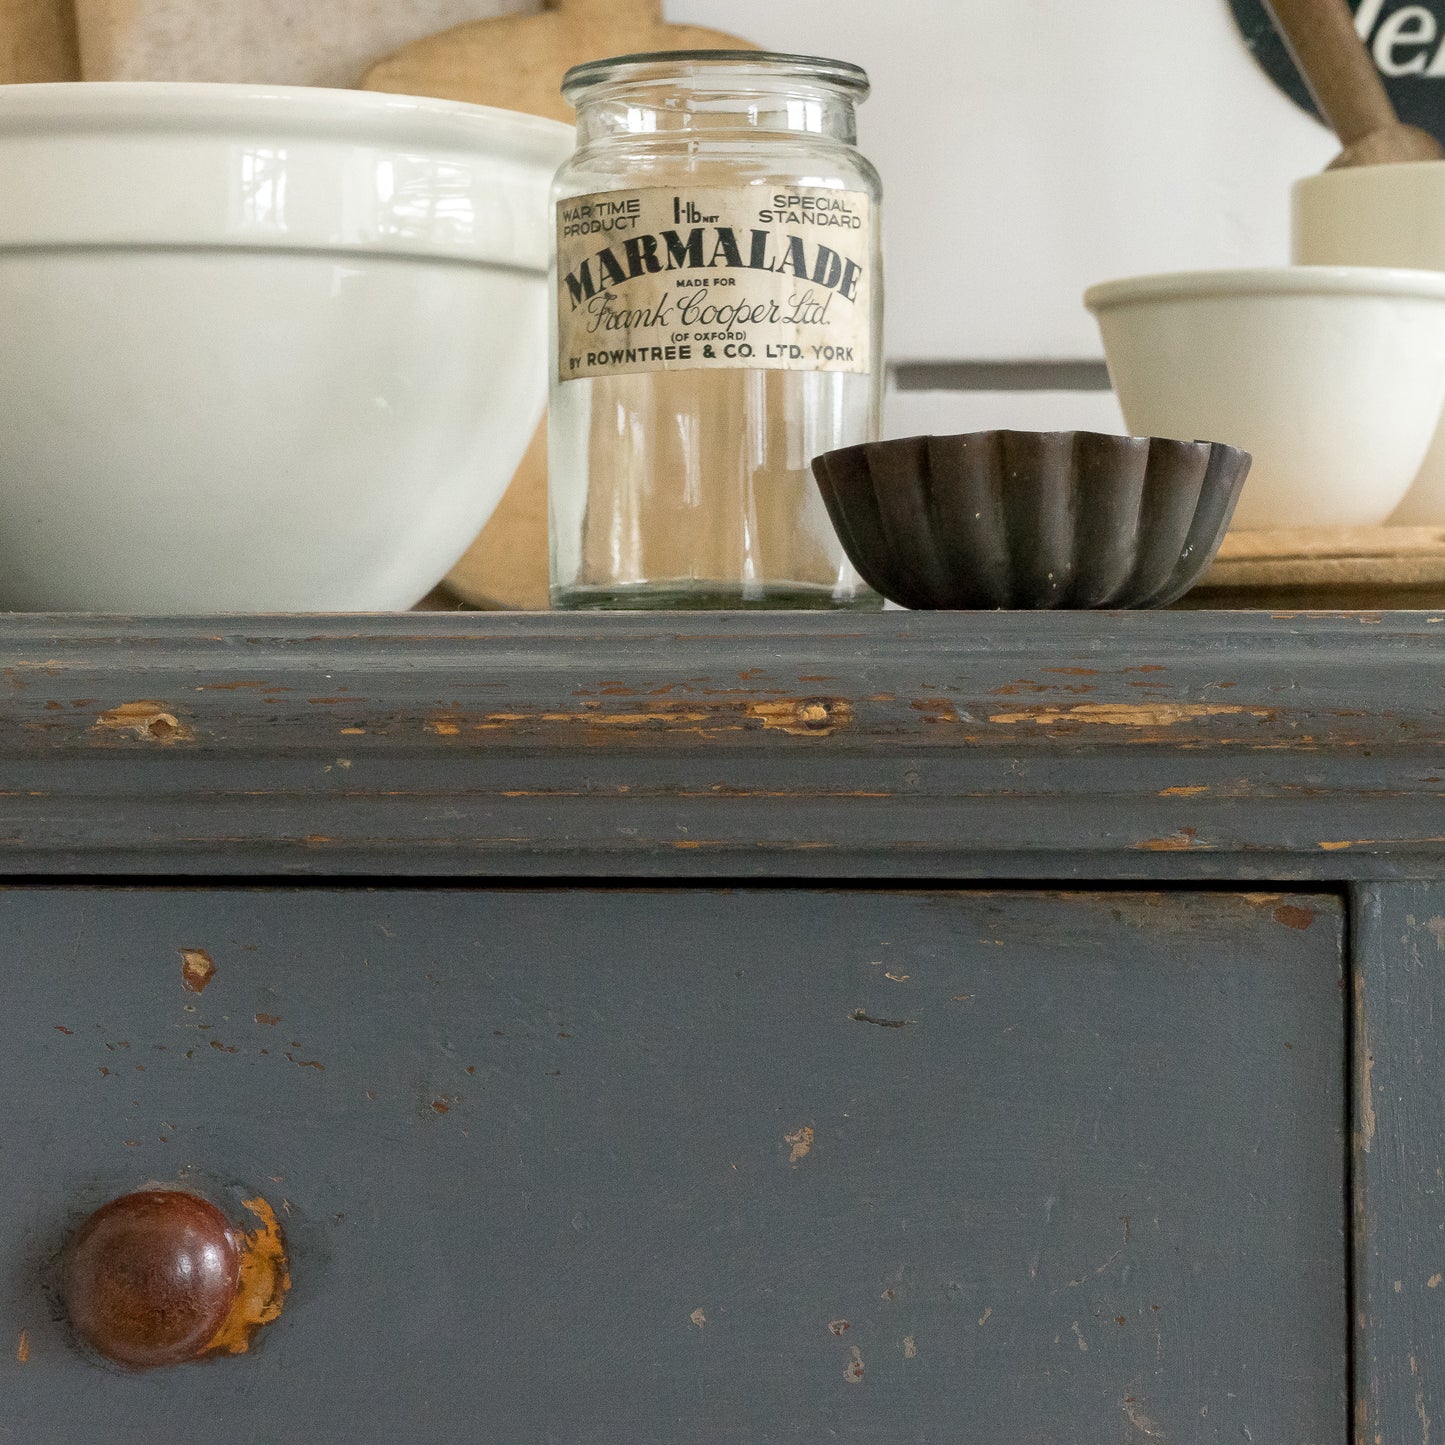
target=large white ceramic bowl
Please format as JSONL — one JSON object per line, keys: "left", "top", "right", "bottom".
{"left": 1294, "top": 163, "right": 1445, "bottom": 524}
{"left": 1085, "top": 267, "right": 1445, "bottom": 530}
{"left": 0, "top": 83, "right": 573, "bottom": 611}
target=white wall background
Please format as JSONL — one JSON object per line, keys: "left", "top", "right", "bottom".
{"left": 665, "top": 0, "right": 1339, "bottom": 434}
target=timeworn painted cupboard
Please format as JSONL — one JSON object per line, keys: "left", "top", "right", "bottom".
{"left": 0, "top": 611, "right": 1439, "bottom": 1445}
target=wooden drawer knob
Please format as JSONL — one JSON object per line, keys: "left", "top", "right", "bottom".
{"left": 63, "top": 1190, "right": 242, "bottom": 1369}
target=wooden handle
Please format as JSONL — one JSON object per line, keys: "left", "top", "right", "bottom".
{"left": 64, "top": 1191, "right": 242, "bottom": 1369}
{"left": 1264, "top": 0, "right": 1398, "bottom": 145}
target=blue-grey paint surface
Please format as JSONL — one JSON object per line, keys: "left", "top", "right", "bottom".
{"left": 1352, "top": 883, "right": 1445, "bottom": 1445}
{"left": 1, "top": 887, "right": 1344, "bottom": 1444}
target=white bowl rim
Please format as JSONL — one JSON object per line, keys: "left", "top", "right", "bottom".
{"left": 1085, "top": 265, "right": 1445, "bottom": 311}
{"left": 0, "top": 80, "right": 575, "bottom": 161}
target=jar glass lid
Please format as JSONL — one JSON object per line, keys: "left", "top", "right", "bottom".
{"left": 562, "top": 50, "right": 870, "bottom": 104}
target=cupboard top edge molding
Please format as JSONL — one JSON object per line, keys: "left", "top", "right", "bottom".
{"left": 2, "top": 610, "right": 1445, "bottom": 879}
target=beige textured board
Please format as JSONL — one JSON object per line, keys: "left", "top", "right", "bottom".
{"left": 363, "top": 0, "right": 753, "bottom": 122}
{"left": 0, "top": 0, "right": 80, "bottom": 81}
{"left": 73, "top": 0, "right": 519, "bottom": 86}
{"left": 1203, "top": 526, "right": 1445, "bottom": 588}
{"left": 1179, "top": 526, "right": 1445, "bottom": 609}
{"left": 450, "top": 418, "right": 550, "bottom": 611}
{"left": 365, "top": 0, "right": 758, "bottom": 609}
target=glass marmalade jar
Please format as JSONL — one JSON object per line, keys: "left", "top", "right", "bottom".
{"left": 549, "top": 50, "right": 883, "bottom": 610}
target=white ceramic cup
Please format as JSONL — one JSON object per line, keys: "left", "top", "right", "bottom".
{"left": 1294, "top": 163, "right": 1445, "bottom": 524}
{"left": 0, "top": 83, "right": 574, "bottom": 611}
{"left": 1085, "top": 267, "right": 1445, "bottom": 530}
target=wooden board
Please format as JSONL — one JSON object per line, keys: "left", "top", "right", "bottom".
{"left": 362, "top": 0, "right": 754, "bottom": 125}
{"left": 1184, "top": 526, "right": 1445, "bottom": 610}
{"left": 0, "top": 0, "right": 78, "bottom": 81}
{"left": 363, "top": 0, "right": 759, "bottom": 611}
{"left": 1204, "top": 526, "right": 1445, "bottom": 588}
{"left": 69, "top": 0, "right": 514, "bottom": 87}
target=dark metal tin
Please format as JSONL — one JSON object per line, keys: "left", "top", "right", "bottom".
{"left": 811, "top": 430, "right": 1251, "bottom": 609}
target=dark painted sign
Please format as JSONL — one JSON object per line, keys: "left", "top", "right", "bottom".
{"left": 1231, "top": 0, "right": 1445, "bottom": 139}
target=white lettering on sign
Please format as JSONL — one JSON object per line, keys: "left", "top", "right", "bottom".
{"left": 1354, "top": 0, "right": 1445, "bottom": 77}
{"left": 1356, "top": 0, "right": 1389, "bottom": 37}
{"left": 1376, "top": 5, "right": 1438, "bottom": 74}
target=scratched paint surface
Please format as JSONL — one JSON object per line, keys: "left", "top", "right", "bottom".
{"left": 5, "top": 612, "right": 1445, "bottom": 881}
{"left": 1352, "top": 884, "right": 1445, "bottom": 1445}
{"left": 0, "top": 887, "right": 1345, "bottom": 1443}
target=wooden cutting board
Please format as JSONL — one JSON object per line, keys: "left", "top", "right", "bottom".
{"left": 1, "top": 0, "right": 79, "bottom": 81}
{"left": 70, "top": 0, "right": 514, "bottom": 87}
{"left": 1180, "top": 526, "right": 1445, "bottom": 609}
{"left": 363, "top": 0, "right": 759, "bottom": 610}
{"left": 1203, "top": 526, "right": 1445, "bottom": 587}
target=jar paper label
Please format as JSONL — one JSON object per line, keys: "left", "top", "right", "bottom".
{"left": 556, "top": 186, "right": 873, "bottom": 381}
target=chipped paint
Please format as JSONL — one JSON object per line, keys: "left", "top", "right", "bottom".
{"left": 744, "top": 698, "right": 851, "bottom": 736}
{"left": 1416, "top": 1356, "right": 1432, "bottom": 1445}
{"left": 844, "top": 1346, "right": 864, "bottom": 1382}
{"left": 850, "top": 1010, "right": 915, "bottom": 1028}
{"left": 903, "top": 1335, "right": 917, "bottom": 1358}
{"left": 990, "top": 679, "right": 1095, "bottom": 697}
{"left": 1159, "top": 785, "right": 1208, "bottom": 797}
{"left": 1136, "top": 828, "right": 1200, "bottom": 852}
{"left": 978, "top": 1307, "right": 992, "bottom": 1327}
{"left": 911, "top": 698, "right": 962, "bottom": 723}
{"left": 92, "top": 700, "right": 194, "bottom": 742}
{"left": 487, "top": 706, "right": 713, "bottom": 732}
{"left": 1071, "top": 1320, "right": 1088, "bottom": 1352}
{"left": 828, "top": 1319, "right": 850, "bottom": 1336}
{"left": 1358, "top": 971, "right": 1377, "bottom": 1155}
{"left": 15, "top": 1330, "right": 28, "bottom": 1363}
{"left": 785, "top": 1125, "right": 814, "bottom": 1165}
{"left": 988, "top": 702, "right": 1261, "bottom": 727}
{"left": 1429, "top": 1274, "right": 1442, "bottom": 1289}
{"left": 690, "top": 1308, "right": 706, "bottom": 1328}
{"left": 429, "top": 696, "right": 853, "bottom": 739}
{"left": 1318, "top": 840, "right": 1356, "bottom": 851}
{"left": 1428, "top": 917, "right": 1445, "bottom": 951}
{"left": 180, "top": 948, "right": 217, "bottom": 993}
{"left": 1273, "top": 904, "right": 1316, "bottom": 932}
{"left": 1122, "top": 1398, "right": 1165, "bottom": 1437}
{"left": 204, "top": 1198, "right": 289, "bottom": 1356}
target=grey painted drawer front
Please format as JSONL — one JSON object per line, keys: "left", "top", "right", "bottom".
{"left": 3, "top": 886, "right": 1345, "bottom": 1444}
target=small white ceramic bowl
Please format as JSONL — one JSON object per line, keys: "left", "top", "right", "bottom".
{"left": 0, "top": 82, "right": 574, "bottom": 611}
{"left": 1294, "top": 164, "right": 1445, "bottom": 524}
{"left": 1085, "top": 267, "right": 1445, "bottom": 530}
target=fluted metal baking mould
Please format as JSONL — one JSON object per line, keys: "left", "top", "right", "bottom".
{"left": 811, "top": 430, "right": 1251, "bottom": 609}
